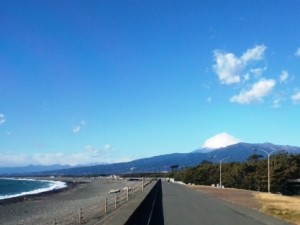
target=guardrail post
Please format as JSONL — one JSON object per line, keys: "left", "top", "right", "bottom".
{"left": 126, "top": 187, "right": 129, "bottom": 201}
{"left": 104, "top": 198, "right": 107, "bottom": 214}
{"left": 142, "top": 178, "right": 144, "bottom": 192}
{"left": 114, "top": 194, "right": 117, "bottom": 209}
{"left": 78, "top": 207, "right": 82, "bottom": 224}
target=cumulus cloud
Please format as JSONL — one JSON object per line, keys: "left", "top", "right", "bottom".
{"left": 230, "top": 79, "right": 276, "bottom": 104}
{"left": 291, "top": 91, "right": 300, "bottom": 104}
{"left": 72, "top": 120, "right": 86, "bottom": 133}
{"left": 279, "top": 70, "right": 289, "bottom": 83}
{"left": 211, "top": 45, "right": 300, "bottom": 107}
{"left": 202, "top": 132, "right": 240, "bottom": 150}
{"left": 0, "top": 113, "right": 6, "bottom": 125}
{"left": 213, "top": 45, "right": 266, "bottom": 85}
{"left": 295, "top": 48, "right": 300, "bottom": 57}
{"left": 213, "top": 51, "right": 242, "bottom": 84}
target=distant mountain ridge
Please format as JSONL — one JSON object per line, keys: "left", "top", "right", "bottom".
{"left": 0, "top": 164, "right": 73, "bottom": 175}
{"left": 194, "top": 142, "right": 300, "bottom": 154}
{"left": 1, "top": 142, "right": 300, "bottom": 176}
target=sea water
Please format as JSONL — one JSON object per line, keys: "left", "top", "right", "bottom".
{"left": 0, "top": 178, "right": 67, "bottom": 200}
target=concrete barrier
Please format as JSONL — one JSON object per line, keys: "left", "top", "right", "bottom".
{"left": 91, "top": 179, "right": 161, "bottom": 225}
{"left": 124, "top": 179, "right": 163, "bottom": 225}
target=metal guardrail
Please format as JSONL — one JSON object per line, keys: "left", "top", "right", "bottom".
{"left": 16, "top": 179, "right": 154, "bottom": 225}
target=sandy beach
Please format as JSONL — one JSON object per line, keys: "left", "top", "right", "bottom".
{"left": 0, "top": 177, "right": 142, "bottom": 225}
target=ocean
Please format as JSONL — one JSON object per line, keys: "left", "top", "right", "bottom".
{"left": 0, "top": 178, "right": 67, "bottom": 200}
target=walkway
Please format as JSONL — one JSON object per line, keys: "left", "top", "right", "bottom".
{"left": 161, "top": 181, "right": 291, "bottom": 225}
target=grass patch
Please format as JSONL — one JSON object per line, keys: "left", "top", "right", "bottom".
{"left": 255, "top": 193, "right": 300, "bottom": 225}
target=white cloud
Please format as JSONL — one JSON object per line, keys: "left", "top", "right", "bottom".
{"left": 291, "top": 91, "right": 300, "bottom": 104}
{"left": 0, "top": 152, "right": 31, "bottom": 167}
{"left": 213, "top": 45, "right": 266, "bottom": 85}
{"left": 213, "top": 51, "right": 242, "bottom": 84}
{"left": 243, "top": 67, "right": 266, "bottom": 82}
{"left": 72, "top": 120, "right": 86, "bottom": 133}
{"left": 241, "top": 45, "right": 266, "bottom": 62}
{"left": 295, "top": 48, "right": 300, "bottom": 57}
{"left": 230, "top": 79, "right": 276, "bottom": 104}
{"left": 279, "top": 70, "right": 289, "bottom": 83}
{"left": 202, "top": 132, "right": 240, "bottom": 150}
{"left": 0, "top": 144, "right": 118, "bottom": 167}
{"left": 72, "top": 126, "right": 81, "bottom": 133}
{"left": 249, "top": 67, "right": 267, "bottom": 78}
{"left": 0, "top": 113, "right": 6, "bottom": 125}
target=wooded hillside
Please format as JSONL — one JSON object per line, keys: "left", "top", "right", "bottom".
{"left": 174, "top": 153, "right": 300, "bottom": 194}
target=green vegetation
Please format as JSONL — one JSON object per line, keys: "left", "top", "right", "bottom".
{"left": 173, "top": 153, "right": 300, "bottom": 194}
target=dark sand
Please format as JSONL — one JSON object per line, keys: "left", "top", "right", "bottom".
{"left": 0, "top": 177, "right": 141, "bottom": 225}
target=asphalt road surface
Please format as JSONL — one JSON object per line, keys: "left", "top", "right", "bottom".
{"left": 162, "top": 181, "right": 292, "bottom": 225}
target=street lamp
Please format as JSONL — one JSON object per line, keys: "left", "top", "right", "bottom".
{"left": 255, "top": 149, "right": 283, "bottom": 193}
{"left": 212, "top": 156, "right": 230, "bottom": 188}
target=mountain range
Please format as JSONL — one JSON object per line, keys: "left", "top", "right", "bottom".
{"left": 1, "top": 142, "right": 300, "bottom": 176}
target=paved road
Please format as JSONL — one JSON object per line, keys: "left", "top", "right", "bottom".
{"left": 162, "top": 181, "right": 292, "bottom": 225}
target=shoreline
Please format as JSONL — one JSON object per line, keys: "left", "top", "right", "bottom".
{"left": 0, "top": 177, "right": 141, "bottom": 225}
{"left": 0, "top": 179, "right": 81, "bottom": 206}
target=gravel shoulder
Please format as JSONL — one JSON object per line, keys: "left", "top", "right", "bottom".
{"left": 188, "top": 185, "right": 298, "bottom": 225}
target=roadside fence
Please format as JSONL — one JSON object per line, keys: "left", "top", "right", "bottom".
{"left": 17, "top": 178, "right": 154, "bottom": 225}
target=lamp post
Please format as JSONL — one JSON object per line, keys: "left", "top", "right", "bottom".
{"left": 255, "top": 149, "right": 283, "bottom": 193}
{"left": 213, "top": 156, "right": 230, "bottom": 188}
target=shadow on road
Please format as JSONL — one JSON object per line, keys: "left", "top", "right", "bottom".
{"left": 125, "top": 179, "right": 164, "bottom": 225}
{"left": 149, "top": 179, "right": 164, "bottom": 225}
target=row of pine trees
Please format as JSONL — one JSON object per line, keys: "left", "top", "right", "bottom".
{"left": 173, "top": 153, "right": 300, "bottom": 194}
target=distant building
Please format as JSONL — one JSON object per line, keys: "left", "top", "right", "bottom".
{"left": 286, "top": 179, "right": 300, "bottom": 195}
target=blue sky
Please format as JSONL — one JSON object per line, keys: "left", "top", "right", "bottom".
{"left": 1, "top": 0, "right": 300, "bottom": 166}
